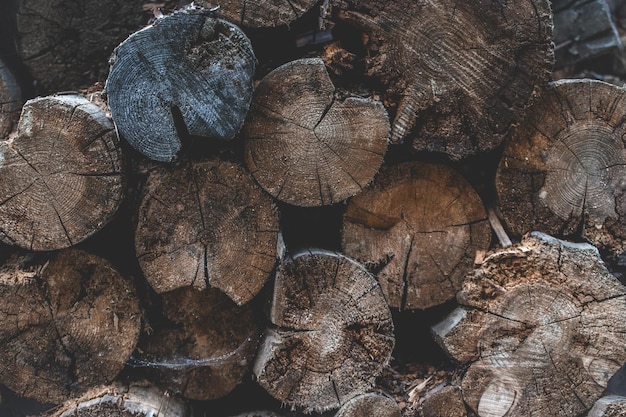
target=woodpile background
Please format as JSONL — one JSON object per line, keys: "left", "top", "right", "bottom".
{"left": 2, "top": 0, "right": 626, "bottom": 416}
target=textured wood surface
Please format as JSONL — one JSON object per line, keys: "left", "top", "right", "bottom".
{"left": 0, "top": 249, "right": 141, "bottom": 405}
{"left": 244, "top": 58, "right": 388, "bottom": 207}
{"left": 254, "top": 250, "right": 394, "bottom": 413}
{"left": 134, "top": 158, "right": 279, "bottom": 305}
{"left": 433, "top": 232, "right": 626, "bottom": 417}
{"left": 496, "top": 79, "right": 626, "bottom": 261}
{"left": 342, "top": 161, "right": 491, "bottom": 310}
{"left": 0, "top": 94, "right": 125, "bottom": 251}
{"left": 334, "top": 392, "right": 401, "bottom": 417}
{"left": 196, "top": 0, "right": 317, "bottom": 27}
{"left": 334, "top": 0, "right": 554, "bottom": 159}
{"left": 106, "top": 6, "right": 256, "bottom": 162}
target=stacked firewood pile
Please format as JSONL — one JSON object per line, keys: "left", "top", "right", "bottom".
{"left": 2, "top": 1, "right": 626, "bottom": 416}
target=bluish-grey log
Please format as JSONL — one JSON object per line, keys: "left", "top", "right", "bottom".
{"left": 105, "top": 6, "right": 256, "bottom": 162}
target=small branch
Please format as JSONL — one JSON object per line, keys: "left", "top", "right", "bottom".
{"left": 487, "top": 207, "right": 512, "bottom": 247}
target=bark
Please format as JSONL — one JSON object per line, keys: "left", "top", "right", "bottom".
{"left": 495, "top": 79, "right": 626, "bottom": 262}
{"left": 196, "top": 0, "right": 318, "bottom": 27}
{"left": 0, "top": 249, "right": 141, "bottom": 405}
{"left": 552, "top": 0, "right": 622, "bottom": 68}
{"left": 334, "top": 392, "right": 401, "bottom": 417}
{"left": 134, "top": 158, "right": 279, "bottom": 305}
{"left": 253, "top": 249, "right": 395, "bottom": 413}
{"left": 418, "top": 386, "right": 467, "bottom": 417}
{"left": 432, "top": 232, "right": 626, "bottom": 417}
{"left": 587, "top": 395, "right": 626, "bottom": 417}
{"left": 12, "top": 0, "right": 146, "bottom": 93}
{"left": 0, "top": 59, "right": 21, "bottom": 139}
{"left": 128, "top": 287, "right": 262, "bottom": 400}
{"left": 333, "top": 0, "right": 554, "bottom": 159}
{"left": 0, "top": 94, "right": 126, "bottom": 251}
{"left": 243, "top": 58, "right": 389, "bottom": 207}
{"left": 45, "top": 382, "right": 188, "bottom": 417}
{"left": 105, "top": 6, "right": 256, "bottom": 162}
{"left": 341, "top": 161, "right": 491, "bottom": 310}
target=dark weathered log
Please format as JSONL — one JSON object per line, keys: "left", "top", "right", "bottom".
{"left": 341, "top": 161, "right": 491, "bottom": 310}
{"left": 243, "top": 58, "right": 389, "bottom": 207}
{"left": 333, "top": 0, "right": 554, "bottom": 158}
{"left": 0, "top": 249, "right": 141, "bottom": 405}
{"left": 552, "top": 0, "right": 622, "bottom": 69}
{"left": 253, "top": 249, "right": 394, "bottom": 413}
{"left": 12, "top": 0, "right": 146, "bottom": 93}
{"left": 128, "top": 287, "right": 261, "bottom": 400}
{"left": 495, "top": 79, "right": 626, "bottom": 262}
{"left": 196, "top": 0, "right": 317, "bottom": 27}
{"left": 45, "top": 382, "right": 188, "bottom": 417}
{"left": 334, "top": 392, "right": 400, "bottom": 417}
{"left": 105, "top": 6, "right": 256, "bottom": 162}
{"left": 432, "top": 232, "right": 626, "bottom": 417}
{"left": 587, "top": 395, "right": 626, "bottom": 417}
{"left": 0, "top": 94, "right": 126, "bottom": 251}
{"left": 418, "top": 385, "right": 467, "bottom": 417}
{"left": 134, "top": 158, "right": 279, "bottom": 305}
{"left": 0, "top": 59, "right": 21, "bottom": 139}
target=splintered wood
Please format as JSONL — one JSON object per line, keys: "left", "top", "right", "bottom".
{"left": 433, "top": 232, "right": 626, "bottom": 417}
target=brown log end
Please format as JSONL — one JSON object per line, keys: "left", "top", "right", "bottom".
{"left": 341, "top": 161, "right": 491, "bottom": 310}
{"left": 419, "top": 385, "right": 467, "bottom": 417}
{"left": 0, "top": 94, "right": 126, "bottom": 251}
{"left": 134, "top": 158, "right": 279, "bottom": 305}
{"left": 334, "top": 0, "right": 554, "bottom": 158}
{"left": 334, "top": 392, "right": 401, "bottom": 417}
{"left": 253, "top": 249, "right": 395, "bottom": 413}
{"left": 496, "top": 79, "right": 626, "bottom": 262}
{"left": 129, "top": 287, "right": 262, "bottom": 400}
{"left": 243, "top": 57, "right": 389, "bottom": 207}
{"left": 195, "top": 0, "right": 318, "bottom": 28}
{"left": 0, "top": 249, "right": 141, "bottom": 405}
{"left": 433, "top": 232, "right": 626, "bottom": 417}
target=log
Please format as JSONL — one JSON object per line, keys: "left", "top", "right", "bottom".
{"left": 333, "top": 0, "right": 554, "bottom": 158}
{"left": 134, "top": 158, "right": 279, "bottom": 305}
{"left": 105, "top": 6, "right": 256, "bottom": 162}
{"left": 587, "top": 395, "right": 626, "bottom": 417}
{"left": 127, "top": 287, "right": 261, "bottom": 400}
{"left": 552, "top": 0, "right": 622, "bottom": 69}
{"left": 196, "top": 0, "right": 318, "bottom": 28}
{"left": 418, "top": 385, "right": 467, "bottom": 417}
{"left": 495, "top": 79, "right": 626, "bottom": 262}
{"left": 12, "top": 0, "right": 146, "bottom": 93}
{"left": 341, "top": 161, "right": 491, "bottom": 310}
{"left": 0, "top": 249, "right": 141, "bottom": 405}
{"left": 45, "top": 382, "right": 188, "bottom": 417}
{"left": 253, "top": 249, "right": 395, "bottom": 413}
{"left": 0, "top": 94, "right": 126, "bottom": 251}
{"left": 243, "top": 58, "right": 389, "bottom": 207}
{"left": 334, "top": 392, "right": 401, "bottom": 417}
{"left": 0, "top": 59, "right": 21, "bottom": 139}
{"left": 432, "top": 232, "right": 626, "bottom": 417}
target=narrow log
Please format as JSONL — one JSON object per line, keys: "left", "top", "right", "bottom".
{"left": 418, "top": 385, "right": 467, "bottom": 417}
{"left": 333, "top": 0, "right": 554, "bottom": 158}
{"left": 128, "top": 287, "right": 261, "bottom": 400}
{"left": 0, "top": 58, "right": 21, "bottom": 139}
{"left": 253, "top": 249, "right": 395, "bottom": 413}
{"left": 341, "top": 161, "right": 491, "bottom": 310}
{"left": 134, "top": 158, "right": 279, "bottom": 305}
{"left": 12, "top": 0, "right": 146, "bottom": 93}
{"left": 195, "top": 0, "right": 317, "bottom": 27}
{"left": 243, "top": 57, "right": 389, "bottom": 207}
{"left": 334, "top": 392, "right": 400, "bottom": 417}
{"left": 432, "top": 232, "right": 626, "bottom": 417}
{"left": 552, "top": 0, "right": 622, "bottom": 69}
{"left": 588, "top": 395, "right": 626, "bottom": 417}
{"left": 105, "top": 6, "right": 256, "bottom": 162}
{"left": 0, "top": 249, "right": 141, "bottom": 405}
{"left": 495, "top": 79, "right": 626, "bottom": 262}
{"left": 45, "top": 382, "right": 188, "bottom": 417}
{"left": 0, "top": 94, "right": 126, "bottom": 251}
